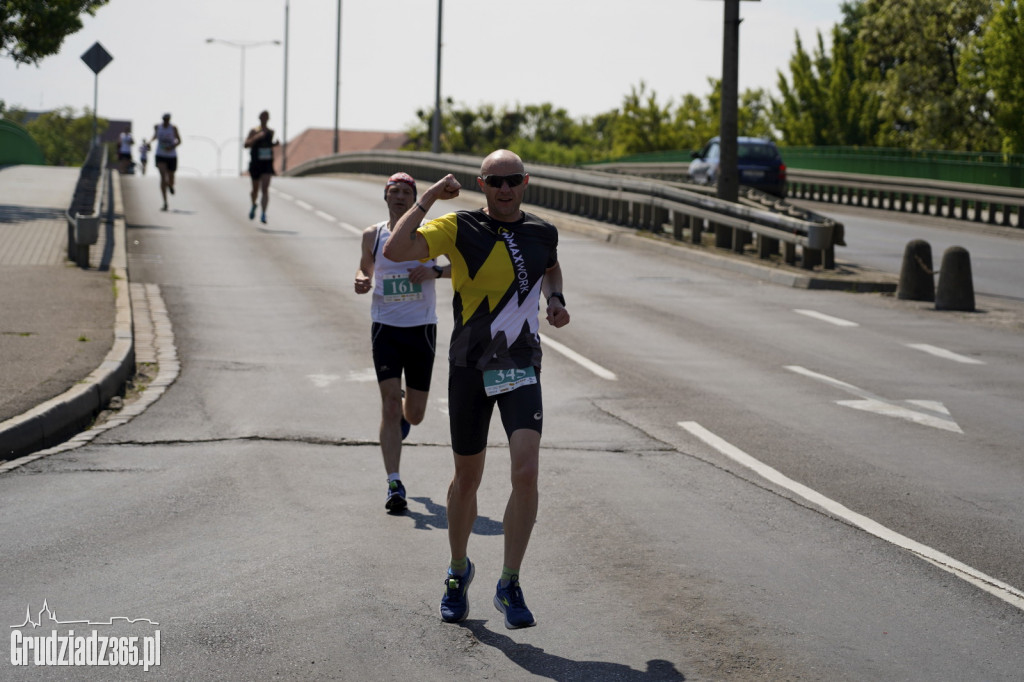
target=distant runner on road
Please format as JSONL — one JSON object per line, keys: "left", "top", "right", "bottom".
{"left": 244, "top": 110, "right": 278, "bottom": 224}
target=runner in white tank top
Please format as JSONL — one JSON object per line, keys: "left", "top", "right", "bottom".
{"left": 354, "top": 172, "right": 450, "bottom": 513}
{"left": 148, "top": 113, "right": 181, "bottom": 211}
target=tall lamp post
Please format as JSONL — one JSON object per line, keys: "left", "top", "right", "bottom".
{"left": 432, "top": 0, "right": 443, "bottom": 153}
{"left": 206, "top": 37, "right": 282, "bottom": 176}
{"left": 334, "top": 0, "right": 342, "bottom": 153}
{"left": 282, "top": 0, "right": 291, "bottom": 171}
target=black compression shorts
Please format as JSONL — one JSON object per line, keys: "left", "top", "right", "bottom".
{"left": 447, "top": 364, "right": 543, "bottom": 456}
{"left": 371, "top": 322, "right": 437, "bottom": 391}
{"left": 249, "top": 160, "right": 275, "bottom": 179}
{"left": 155, "top": 155, "right": 177, "bottom": 172}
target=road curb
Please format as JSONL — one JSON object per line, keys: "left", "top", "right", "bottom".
{"left": 0, "top": 173, "right": 134, "bottom": 464}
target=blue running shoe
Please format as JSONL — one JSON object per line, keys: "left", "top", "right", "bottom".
{"left": 249, "top": 204, "right": 257, "bottom": 220}
{"left": 400, "top": 417, "right": 411, "bottom": 440}
{"left": 385, "top": 479, "right": 407, "bottom": 513}
{"left": 493, "top": 579, "right": 536, "bottom": 629}
{"left": 260, "top": 211, "right": 267, "bottom": 224}
{"left": 440, "top": 560, "right": 474, "bottom": 623}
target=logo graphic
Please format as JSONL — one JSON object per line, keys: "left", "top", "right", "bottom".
{"left": 10, "top": 600, "right": 160, "bottom": 671}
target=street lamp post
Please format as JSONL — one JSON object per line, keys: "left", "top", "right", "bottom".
{"left": 432, "top": 0, "right": 443, "bottom": 153}
{"left": 334, "top": 0, "right": 342, "bottom": 154}
{"left": 282, "top": 0, "right": 290, "bottom": 172}
{"left": 206, "top": 37, "right": 281, "bottom": 176}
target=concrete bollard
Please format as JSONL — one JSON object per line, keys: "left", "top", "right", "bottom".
{"left": 897, "top": 239, "right": 935, "bottom": 301}
{"left": 935, "top": 246, "right": 975, "bottom": 312}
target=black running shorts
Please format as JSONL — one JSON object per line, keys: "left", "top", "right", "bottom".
{"left": 447, "top": 364, "right": 543, "bottom": 456}
{"left": 371, "top": 322, "right": 436, "bottom": 391}
{"left": 249, "top": 160, "right": 275, "bottom": 179}
{"left": 155, "top": 155, "right": 177, "bottom": 172}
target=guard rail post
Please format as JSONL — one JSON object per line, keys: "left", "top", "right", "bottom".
{"left": 66, "top": 145, "right": 107, "bottom": 268}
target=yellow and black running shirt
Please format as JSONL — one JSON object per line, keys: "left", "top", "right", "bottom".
{"left": 419, "top": 209, "right": 558, "bottom": 371}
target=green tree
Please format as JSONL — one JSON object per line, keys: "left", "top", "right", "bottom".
{"left": 856, "top": 0, "right": 994, "bottom": 149}
{"left": 25, "top": 106, "right": 105, "bottom": 166}
{"left": 1, "top": 0, "right": 110, "bottom": 66}
{"left": 971, "top": 0, "right": 1024, "bottom": 153}
{"left": 775, "top": 33, "right": 819, "bottom": 145}
{"left": 773, "top": 2, "right": 880, "bottom": 146}
{"left": 674, "top": 89, "right": 717, "bottom": 151}
{"left": 613, "top": 81, "right": 681, "bottom": 155}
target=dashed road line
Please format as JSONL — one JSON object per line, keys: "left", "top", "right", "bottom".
{"left": 785, "top": 365, "right": 962, "bottom": 432}
{"left": 540, "top": 334, "right": 617, "bottom": 381}
{"left": 906, "top": 343, "right": 985, "bottom": 365}
{"left": 794, "top": 309, "right": 859, "bottom": 327}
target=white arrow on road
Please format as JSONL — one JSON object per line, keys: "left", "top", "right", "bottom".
{"left": 785, "top": 365, "right": 963, "bottom": 433}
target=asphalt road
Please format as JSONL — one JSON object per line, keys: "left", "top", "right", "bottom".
{"left": 803, "top": 199, "right": 1024, "bottom": 305}
{"left": 2, "top": 173, "right": 1022, "bottom": 681}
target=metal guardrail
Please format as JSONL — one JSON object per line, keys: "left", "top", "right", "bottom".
{"left": 786, "top": 169, "right": 1024, "bottom": 228}
{"left": 287, "top": 151, "right": 840, "bottom": 270}
{"left": 590, "top": 160, "right": 1024, "bottom": 230}
{"left": 66, "top": 144, "right": 108, "bottom": 268}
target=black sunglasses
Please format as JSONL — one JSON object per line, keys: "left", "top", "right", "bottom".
{"left": 481, "top": 173, "right": 525, "bottom": 189}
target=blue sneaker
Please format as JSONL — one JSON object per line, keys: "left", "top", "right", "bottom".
{"left": 440, "top": 559, "right": 474, "bottom": 623}
{"left": 493, "top": 579, "right": 536, "bottom": 629}
{"left": 385, "top": 479, "right": 407, "bottom": 513}
{"left": 400, "top": 417, "right": 411, "bottom": 440}
{"left": 249, "top": 204, "right": 257, "bottom": 220}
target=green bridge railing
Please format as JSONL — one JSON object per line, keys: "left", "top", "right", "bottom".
{"left": 602, "top": 146, "right": 1024, "bottom": 189}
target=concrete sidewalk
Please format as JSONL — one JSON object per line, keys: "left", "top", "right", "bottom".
{"left": 0, "top": 164, "right": 134, "bottom": 460}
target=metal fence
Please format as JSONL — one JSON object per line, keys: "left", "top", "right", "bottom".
{"left": 596, "top": 146, "right": 1024, "bottom": 189}
{"left": 287, "top": 150, "right": 840, "bottom": 270}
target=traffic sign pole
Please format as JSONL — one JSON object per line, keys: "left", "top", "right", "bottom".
{"left": 80, "top": 42, "right": 114, "bottom": 147}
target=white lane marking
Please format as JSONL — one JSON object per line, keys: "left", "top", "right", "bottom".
{"left": 678, "top": 421, "right": 1024, "bottom": 612}
{"left": 308, "top": 374, "right": 341, "bottom": 388}
{"left": 539, "top": 333, "right": 617, "bottom": 381}
{"left": 794, "top": 309, "right": 859, "bottom": 327}
{"left": 836, "top": 400, "right": 962, "bottom": 433}
{"left": 348, "top": 368, "right": 378, "bottom": 383}
{"left": 785, "top": 365, "right": 962, "bottom": 433}
{"left": 265, "top": 191, "right": 360, "bottom": 235}
{"left": 907, "top": 343, "right": 985, "bottom": 365}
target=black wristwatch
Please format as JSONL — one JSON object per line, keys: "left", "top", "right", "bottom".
{"left": 433, "top": 265, "right": 444, "bottom": 278}
{"left": 547, "top": 292, "right": 566, "bottom": 306}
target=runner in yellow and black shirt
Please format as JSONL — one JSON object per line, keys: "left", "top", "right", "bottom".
{"left": 419, "top": 208, "right": 557, "bottom": 371}
{"left": 383, "top": 149, "right": 570, "bottom": 630}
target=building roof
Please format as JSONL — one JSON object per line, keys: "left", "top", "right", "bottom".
{"left": 277, "top": 128, "right": 408, "bottom": 173}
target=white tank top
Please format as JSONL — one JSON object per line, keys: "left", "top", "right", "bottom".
{"left": 155, "top": 124, "right": 177, "bottom": 157}
{"left": 370, "top": 222, "right": 438, "bottom": 327}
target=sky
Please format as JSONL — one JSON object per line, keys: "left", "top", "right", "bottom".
{"left": 1, "top": 0, "right": 846, "bottom": 177}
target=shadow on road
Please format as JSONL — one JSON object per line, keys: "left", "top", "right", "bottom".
{"left": 464, "top": 620, "right": 686, "bottom": 681}
{"left": 405, "top": 496, "right": 503, "bottom": 536}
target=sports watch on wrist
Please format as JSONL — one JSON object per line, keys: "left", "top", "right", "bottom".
{"left": 433, "top": 265, "right": 444, "bottom": 278}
